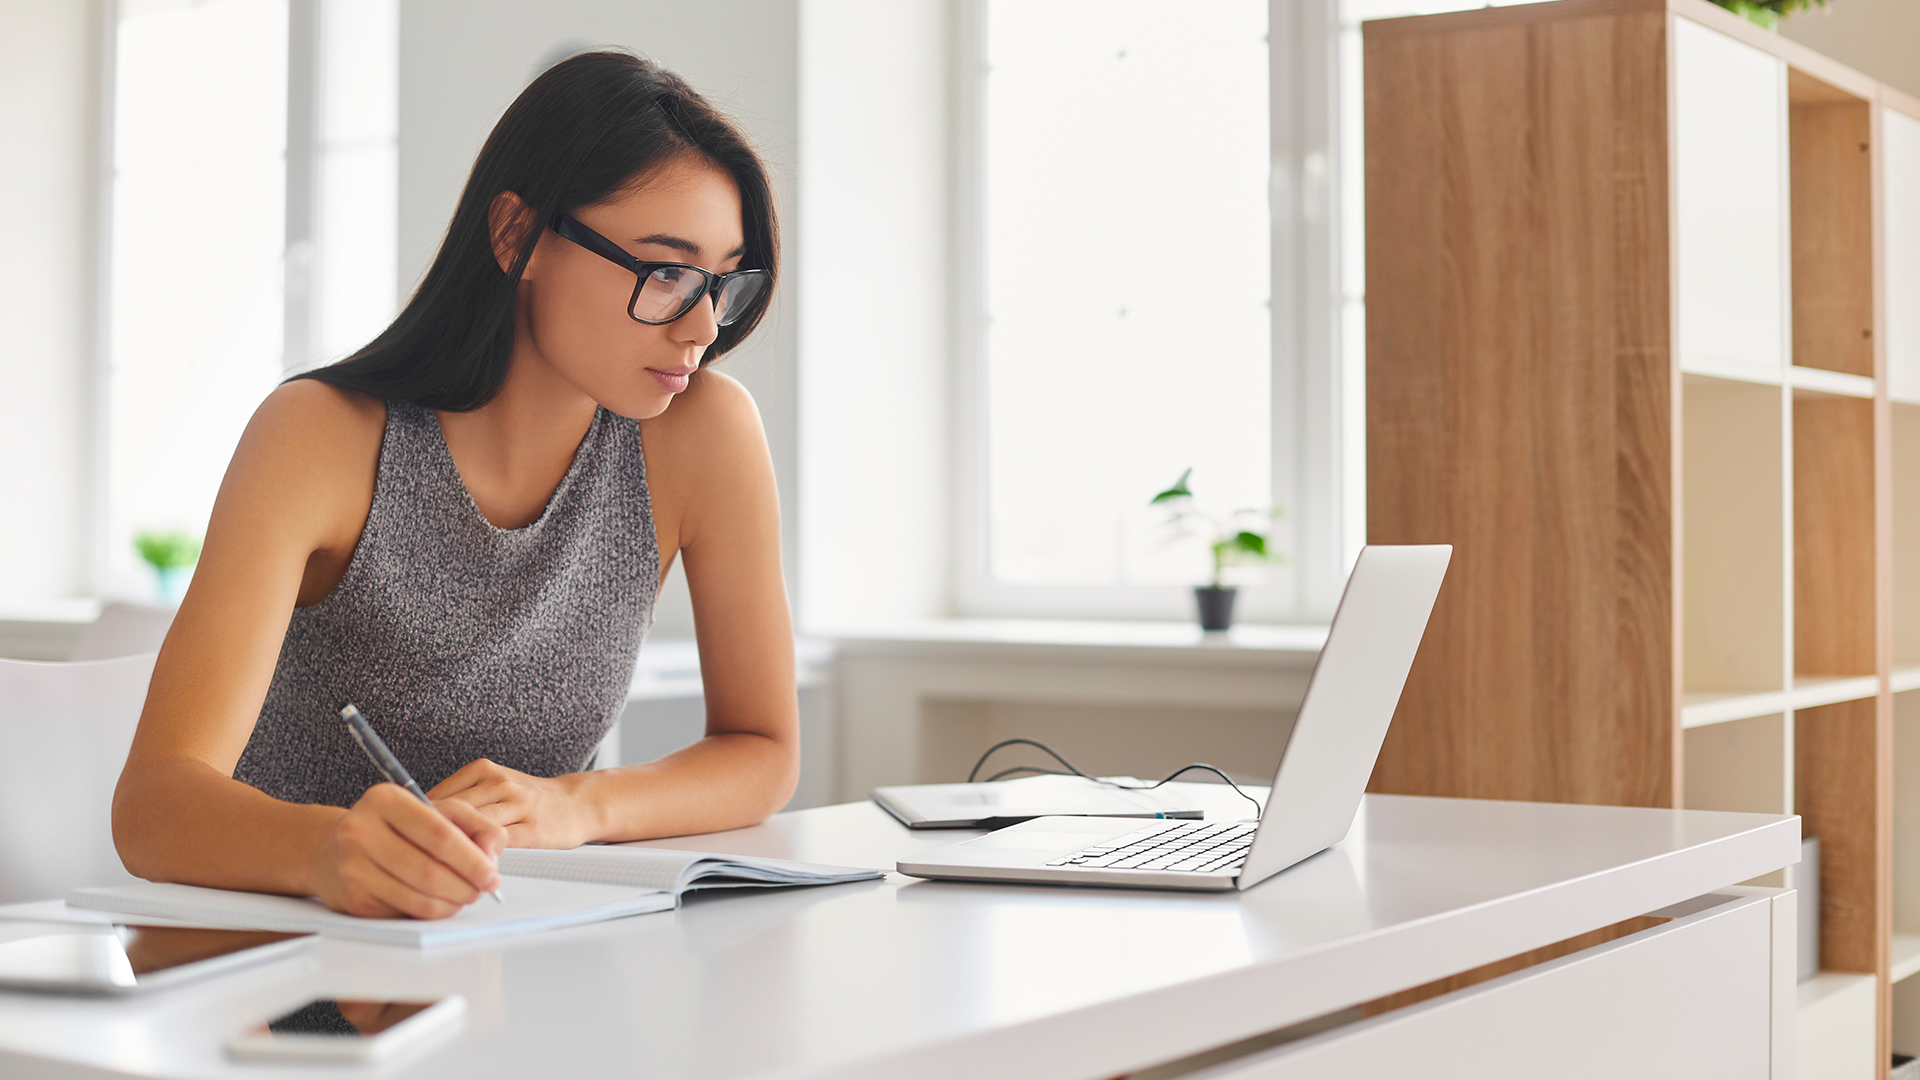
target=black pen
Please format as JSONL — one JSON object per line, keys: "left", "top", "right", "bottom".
{"left": 339, "top": 704, "right": 505, "bottom": 904}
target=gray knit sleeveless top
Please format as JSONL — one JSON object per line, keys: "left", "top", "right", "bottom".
{"left": 235, "top": 400, "right": 659, "bottom": 808}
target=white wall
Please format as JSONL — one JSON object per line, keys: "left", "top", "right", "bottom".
{"left": 397, "top": 0, "right": 801, "bottom": 639}
{"left": 1781, "top": 0, "right": 1920, "bottom": 101}
{"left": 795, "top": 0, "right": 951, "bottom": 631}
{"left": 0, "top": 0, "right": 100, "bottom": 603}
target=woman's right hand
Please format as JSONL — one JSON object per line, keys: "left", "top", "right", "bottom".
{"left": 307, "top": 783, "right": 508, "bottom": 919}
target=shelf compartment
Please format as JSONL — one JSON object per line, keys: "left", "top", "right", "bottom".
{"left": 1795, "top": 395, "right": 1876, "bottom": 681}
{"left": 1787, "top": 70, "right": 1873, "bottom": 378}
{"left": 1683, "top": 712, "right": 1788, "bottom": 818}
{"left": 1683, "top": 375, "right": 1786, "bottom": 704}
{"left": 1675, "top": 17, "right": 1786, "bottom": 383}
{"left": 1895, "top": 667, "right": 1920, "bottom": 695}
{"left": 1888, "top": 107, "right": 1920, "bottom": 403}
{"left": 1896, "top": 405, "right": 1920, "bottom": 672}
{"left": 1803, "top": 971, "right": 1879, "bottom": 1077}
{"left": 1896, "top": 935, "right": 1920, "bottom": 984}
{"left": 1797, "top": 697, "right": 1882, "bottom": 976}
{"left": 1896, "top": 696, "right": 1920, "bottom": 973}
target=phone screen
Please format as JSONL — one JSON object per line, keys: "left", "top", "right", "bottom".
{"left": 255, "top": 999, "right": 439, "bottom": 1039}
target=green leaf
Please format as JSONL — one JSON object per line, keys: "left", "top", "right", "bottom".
{"left": 1149, "top": 467, "right": 1194, "bottom": 505}
{"left": 1231, "top": 531, "right": 1267, "bottom": 557}
{"left": 1708, "top": 0, "right": 1827, "bottom": 30}
{"left": 133, "top": 529, "right": 202, "bottom": 569}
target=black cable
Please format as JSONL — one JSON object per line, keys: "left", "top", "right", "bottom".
{"left": 967, "top": 738, "right": 1092, "bottom": 783}
{"left": 1118, "top": 764, "right": 1265, "bottom": 822}
{"left": 981, "top": 765, "right": 1079, "bottom": 783}
{"left": 965, "top": 738, "right": 1264, "bottom": 820}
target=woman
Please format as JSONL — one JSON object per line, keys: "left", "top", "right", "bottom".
{"left": 112, "top": 51, "right": 797, "bottom": 920}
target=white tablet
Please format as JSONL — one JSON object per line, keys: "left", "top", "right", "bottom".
{"left": 0, "top": 924, "right": 312, "bottom": 995}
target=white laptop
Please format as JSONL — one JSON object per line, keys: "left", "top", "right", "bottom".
{"left": 896, "top": 544, "right": 1451, "bottom": 892}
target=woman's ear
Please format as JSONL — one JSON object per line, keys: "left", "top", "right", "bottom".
{"left": 487, "top": 190, "right": 539, "bottom": 275}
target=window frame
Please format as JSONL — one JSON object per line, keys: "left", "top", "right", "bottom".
{"left": 949, "top": 0, "right": 1354, "bottom": 624}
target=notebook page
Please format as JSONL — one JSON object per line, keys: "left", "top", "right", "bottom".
{"left": 67, "top": 877, "right": 671, "bottom": 948}
{"left": 498, "top": 847, "right": 708, "bottom": 891}
{"left": 497, "top": 847, "right": 883, "bottom": 893}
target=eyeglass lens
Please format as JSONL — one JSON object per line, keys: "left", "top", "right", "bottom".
{"left": 631, "top": 268, "right": 768, "bottom": 327}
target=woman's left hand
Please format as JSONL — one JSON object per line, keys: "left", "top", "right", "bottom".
{"left": 427, "top": 759, "right": 600, "bottom": 849}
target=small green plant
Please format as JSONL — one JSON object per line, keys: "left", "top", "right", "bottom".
{"left": 1150, "top": 468, "right": 1283, "bottom": 588}
{"left": 1710, "top": 0, "right": 1828, "bottom": 31}
{"left": 133, "top": 529, "right": 202, "bottom": 570}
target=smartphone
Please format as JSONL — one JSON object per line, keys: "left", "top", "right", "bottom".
{"left": 226, "top": 994, "right": 466, "bottom": 1063}
{"left": 0, "top": 925, "right": 311, "bottom": 995}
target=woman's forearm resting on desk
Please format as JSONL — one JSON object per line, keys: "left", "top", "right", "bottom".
{"left": 427, "top": 728, "right": 800, "bottom": 847}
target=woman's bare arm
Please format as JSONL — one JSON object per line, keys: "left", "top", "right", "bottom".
{"left": 428, "top": 370, "right": 800, "bottom": 843}
{"left": 113, "top": 381, "right": 505, "bottom": 916}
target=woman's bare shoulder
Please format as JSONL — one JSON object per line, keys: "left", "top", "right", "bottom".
{"left": 640, "top": 368, "right": 765, "bottom": 458}
{"left": 253, "top": 379, "right": 386, "bottom": 439}
{"left": 637, "top": 369, "right": 775, "bottom": 549}
{"left": 237, "top": 381, "right": 383, "bottom": 466}
{"left": 220, "top": 380, "right": 386, "bottom": 533}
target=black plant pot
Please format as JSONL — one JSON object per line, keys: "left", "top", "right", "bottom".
{"left": 1194, "top": 585, "right": 1238, "bottom": 632}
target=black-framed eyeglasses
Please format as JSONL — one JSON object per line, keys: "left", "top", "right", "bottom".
{"left": 548, "top": 212, "right": 769, "bottom": 327}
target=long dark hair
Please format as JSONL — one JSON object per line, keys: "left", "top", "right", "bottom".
{"left": 292, "top": 50, "right": 779, "bottom": 411}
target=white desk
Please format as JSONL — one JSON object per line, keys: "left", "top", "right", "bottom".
{"left": 0, "top": 794, "right": 1799, "bottom": 1080}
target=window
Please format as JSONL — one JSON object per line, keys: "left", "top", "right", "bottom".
{"left": 959, "top": 1, "right": 1343, "bottom": 622}
{"left": 104, "top": 0, "right": 289, "bottom": 600}
{"left": 100, "top": 0, "right": 396, "bottom": 601}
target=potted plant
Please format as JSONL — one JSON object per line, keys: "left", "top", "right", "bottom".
{"left": 134, "top": 529, "right": 201, "bottom": 606}
{"left": 1709, "top": 0, "right": 1828, "bottom": 31}
{"left": 1150, "top": 469, "right": 1281, "bottom": 632}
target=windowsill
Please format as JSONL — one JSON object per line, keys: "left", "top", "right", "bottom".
{"left": 817, "top": 618, "right": 1329, "bottom": 668}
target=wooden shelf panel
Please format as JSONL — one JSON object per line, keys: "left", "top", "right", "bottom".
{"left": 1795, "top": 396, "right": 1877, "bottom": 678}
{"left": 1788, "top": 88, "right": 1873, "bottom": 378}
{"left": 1892, "top": 667, "right": 1920, "bottom": 695}
{"left": 1361, "top": 3, "right": 1675, "bottom": 808}
{"left": 1796, "top": 697, "right": 1882, "bottom": 976}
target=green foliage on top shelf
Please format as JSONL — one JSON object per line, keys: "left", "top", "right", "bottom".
{"left": 1710, "top": 0, "right": 1830, "bottom": 31}
{"left": 133, "top": 529, "right": 201, "bottom": 570}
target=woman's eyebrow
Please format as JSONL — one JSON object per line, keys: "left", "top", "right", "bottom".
{"left": 632, "top": 233, "right": 748, "bottom": 259}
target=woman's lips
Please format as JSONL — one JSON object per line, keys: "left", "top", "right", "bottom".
{"left": 648, "top": 367, "right": 692, "bottom": 394}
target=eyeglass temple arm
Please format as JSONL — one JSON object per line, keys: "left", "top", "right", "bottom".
{"left": 548, "top": 213, "right": 643, "bottom": 273}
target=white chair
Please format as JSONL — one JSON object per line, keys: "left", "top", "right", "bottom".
{"left": 68, "top": 601, "right": 174, "bottom": 661}
{"left": 0, "top": 653, "right": 155, "bottom": 901}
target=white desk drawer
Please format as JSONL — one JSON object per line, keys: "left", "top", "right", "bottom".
{"left": 1185, "top": 890, "right": 1789, "bottom": 1080}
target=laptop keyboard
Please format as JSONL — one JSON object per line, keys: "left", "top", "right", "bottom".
{"left": 1046, "top": 820, "right": 1257, "bottom": 874}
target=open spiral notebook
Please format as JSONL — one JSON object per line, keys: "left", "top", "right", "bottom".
{"left": 66, "top": 847, "right": 881, "bottom": 948}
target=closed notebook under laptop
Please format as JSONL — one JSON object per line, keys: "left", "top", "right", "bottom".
{"left": 872, "top": 773, "right": 1204, "bottom": 829}
{"left": 895, "top": 544, "right": 1451, "bottom": 892}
